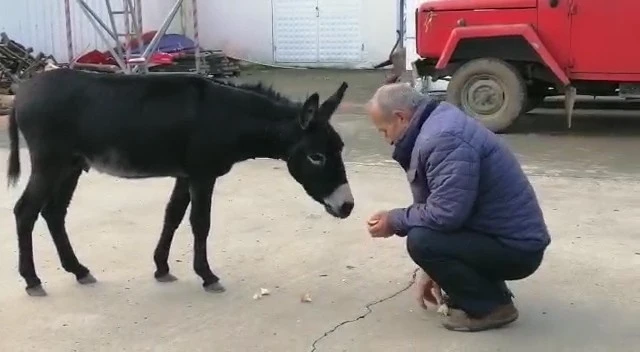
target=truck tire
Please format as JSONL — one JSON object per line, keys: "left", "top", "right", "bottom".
{"left": 446, "top": 58, "right": 526, "bottom": 133}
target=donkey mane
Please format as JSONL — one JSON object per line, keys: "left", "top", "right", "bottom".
{"left": 209, "top": 78, "right": 304, "bottom": 113}
{"left": 230, "top": 81, "right": 297, "bottom": 106}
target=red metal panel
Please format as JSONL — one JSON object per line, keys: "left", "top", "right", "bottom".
{"left": 570, "top": 73, "right": 640, "bottom": 82}
{"left": 435, "top": 24, "right": 570, "bottom": 85}
{"left": 416, "top": 8, "right": 536, "bottom": 60}
{"left": 536, "top": 0, "right": 572, "bottom": 71}
{"left": 415, "top": 0, "right": 640, "bottom": 83}
{"left": 569, "top": 0, "right": 640, "bottom": 75}
{"left": 419, "top": 0, "right": 536, "bottom": 11}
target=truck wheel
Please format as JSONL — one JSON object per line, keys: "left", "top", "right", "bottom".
{"left": 446, "top": 58, "right": 526, "bottom": 132}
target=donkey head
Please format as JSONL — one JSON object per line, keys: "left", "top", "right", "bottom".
{"left": 285, "top": 82, "right": 354, "bottom": 219}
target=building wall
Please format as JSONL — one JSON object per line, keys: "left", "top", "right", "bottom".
{"left": 0, "top": 0, "right": 398, "bottom": 68}
{"left": 0, "top": 0, "right": 192, "bottom": 63}
{"left": 193, "top": 0, "right": 398, "bottom": 68}
{"left": 0, "top": 0, "right": 108, "bottom": 63}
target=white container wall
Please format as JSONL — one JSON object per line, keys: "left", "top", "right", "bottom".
{"left": 0, "top": 0, "right": 187, "bottom": 63}
{"left": 0, "top": 0, "right": 398, "bottom": 68}
{"left": 199, "top": 0, "right": 397, "bottom": 68}
{"left": 0, "top": 0, "right": 109, "bottom": 62}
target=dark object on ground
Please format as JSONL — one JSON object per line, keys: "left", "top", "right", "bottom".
{"left": 6, "top": 68, "right": 354, "bottom": 297}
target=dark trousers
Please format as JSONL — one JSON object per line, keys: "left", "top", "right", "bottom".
{"left": 406, "top": 227, "right": 544, "bottom": 318}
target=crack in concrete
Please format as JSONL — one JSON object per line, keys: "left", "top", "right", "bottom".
{"left": 309, "top": 268, "right": 420, "bottom": 352}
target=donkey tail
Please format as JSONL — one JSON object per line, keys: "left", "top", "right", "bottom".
{"left": 7, "top": 107, "right": 21, "bottom": 187}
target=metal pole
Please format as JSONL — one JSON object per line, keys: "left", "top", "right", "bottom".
{"left": 123, "top": 0, "right": 132, "bottom": 71}
{"left": 128, "top": 0, "right": 146, "bottom": 73}
{"left": 76, "top": 0, "right": 118, "bottom": 41}
{"left": 64, "top": 0, "right": 75, "bottom": 66}
{"left": 139, "top": 0, "right": 184, "bottom": 60}
{"left": 398, "top": 0, "right": 406, "bottom": 44}
{"left": 135, "top": 0, "right": 143, "bottom": 35}
{"left": 104, "top": 0, "right": 124, "bottom": 68}
{"left": 192, "top": 0, "right": 200, "bottom": 74}
{"left": 76, "top": 1, "right": 128, "bottom": 72}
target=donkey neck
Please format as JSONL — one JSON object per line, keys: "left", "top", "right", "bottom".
{"left": 204, "top": 81, "right": 303, "bottom": 163}
{"left": 230, "top": 114, "right": 300, "bottom": 162}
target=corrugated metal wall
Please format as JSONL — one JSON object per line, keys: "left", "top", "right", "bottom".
{"left": 0, "top": 0, "right": 187, "bottom": 63}
{"left": 0, "top": 0, "right": 396, "bottom": 68}
{"left": 0, "top": 0, "right": 112, "bottom": 63}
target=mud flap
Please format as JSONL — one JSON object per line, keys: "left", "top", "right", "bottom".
{"left": 382, "top": 45, "right": 406, "bottom": 84}
{"left": 410, "top": 61, "right": 421, "bottom": 89}
{"left": 564, "top": 85, "right": 577, "bottom": 128}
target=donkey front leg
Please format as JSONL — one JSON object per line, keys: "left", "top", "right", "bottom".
{"left": 153, "top": 177, "right": 190, "bottom": 282}
{"left": 188, "top": 178, "right": 224, "bottom": 293}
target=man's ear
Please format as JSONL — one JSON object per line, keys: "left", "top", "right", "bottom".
{"left": 392, "top": 109, "right": 410, "bottom": 122}
{"left": 299, "top": 93, "right": 320, "bottom": 130}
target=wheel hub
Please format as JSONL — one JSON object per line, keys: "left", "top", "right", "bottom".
{"left": 463, "top": 77, "right": 506, "bottom": 116}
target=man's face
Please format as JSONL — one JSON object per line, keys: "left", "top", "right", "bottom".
{"left": 367, "top": 103, "right": 413, "bottom": 145}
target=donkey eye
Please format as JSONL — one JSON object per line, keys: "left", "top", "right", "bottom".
{"left": 307, "top": 153, "right": 326, "bottom": 166}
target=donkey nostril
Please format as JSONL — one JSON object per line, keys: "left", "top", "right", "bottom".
{"left": 340, "top": 202, "right": 354, "bottom": 216}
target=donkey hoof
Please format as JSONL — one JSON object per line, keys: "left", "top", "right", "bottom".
{"left": 77, "top": 273, "right": 97, "bottom": 285}
{"left": 26, "top": 285, "right": 47, "bottom": 297}
{"left": 155, "top": 273, "right": 178, "bottom": 283}
{"left": 204, "top": 282, "right": 226, "bottom": 293}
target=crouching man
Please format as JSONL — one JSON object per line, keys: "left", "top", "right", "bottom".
{"left": 365, "top": 83, "right": 551, "bottom": 332}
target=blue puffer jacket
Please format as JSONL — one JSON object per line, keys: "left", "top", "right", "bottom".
{"left": 387, "top": 100, "right": 551, "bottom": 252}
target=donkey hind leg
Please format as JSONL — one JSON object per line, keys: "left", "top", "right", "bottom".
{"left": 14, "top": 170, "right": 60, "bottom": 296}
{"left": 40, "top": 166, "right": 95, "bottom": 285}
{"left": 153, "top": 177, "right": 190, "bottom": 282}
{"left": 189, "top": 178, "right": 224, "bottom": 293}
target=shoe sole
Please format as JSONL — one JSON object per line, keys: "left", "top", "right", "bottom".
{"left": 442, "top": 313, "right": 519, "bottom": 332}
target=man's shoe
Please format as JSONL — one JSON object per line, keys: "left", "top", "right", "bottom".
{"left": 441, "top": 302, "right": 519, "bottom": 332}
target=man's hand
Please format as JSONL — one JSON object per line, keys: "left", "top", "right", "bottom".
{"left": 367, "top": 211, "right": 394, "bottom": 238}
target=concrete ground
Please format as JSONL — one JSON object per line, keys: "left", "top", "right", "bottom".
{"left": 0, "top": 68, "right": 639, "bottom": 351}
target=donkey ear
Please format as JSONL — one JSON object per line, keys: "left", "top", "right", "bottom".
{"left": 299, "top": 93, "right": 320, "bottom": 130}
{"left": 319, "top": 81, "right": 348, "bottom": 120}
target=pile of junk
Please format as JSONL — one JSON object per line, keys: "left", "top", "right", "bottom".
{"left": 73, "top": 30, "right": 241, "bottom": 78}
{"left": 1, "top": 30, "right": 241, "bottom": 93}
{"left": 0, "top": 32, "right": 56, "bottom": 95}
{"left": 0, "top": 30, "right": 241, "bottom": 114}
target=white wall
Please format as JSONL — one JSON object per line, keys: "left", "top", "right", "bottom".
{"left": 0, "top": 0, "right": 398, "bottom": 68}
{"left": 0, "top": 0, "right": 110, "bottom": 63}
{"left": 185, "top": 0, "right": 398, "bottom": 68}
{"left": 0, "top": 0, "right": 191, "bottom": 63}
{"left": 195, "top": 0, "right": 275, "bottom": 64}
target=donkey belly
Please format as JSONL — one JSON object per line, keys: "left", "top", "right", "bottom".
{"left": 76, "top": 107, "right": 193, "bottom": 179}
{"left": 83, "top": 148, "right": 187, "bottom": 179}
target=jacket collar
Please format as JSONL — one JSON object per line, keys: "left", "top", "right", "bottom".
{"left": 391, "top": 98, "right": 440, "bottom": 170}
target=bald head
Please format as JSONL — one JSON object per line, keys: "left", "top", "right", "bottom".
{"left": 367, "top": 82, "right": 426, "bottom": 119}
{"left": 366, "top": 83, "right": 427, "bottom": 145}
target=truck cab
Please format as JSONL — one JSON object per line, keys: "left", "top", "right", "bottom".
{"left": 412, "top": 0, "right": 640, "bottom": 132}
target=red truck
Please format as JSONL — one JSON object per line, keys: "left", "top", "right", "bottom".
{"left": 410, "top": 0, "right": 640, "bottom": 132}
